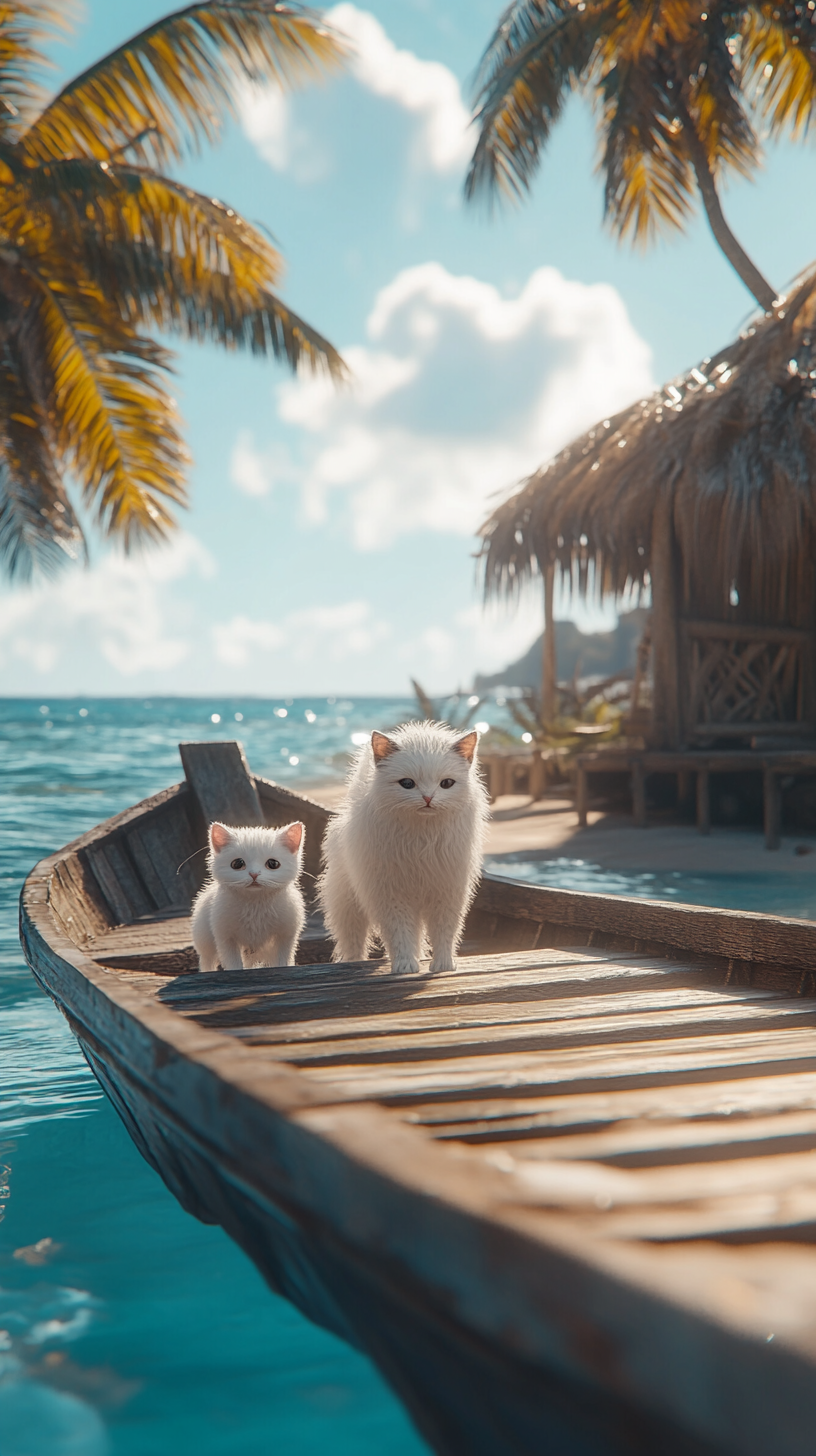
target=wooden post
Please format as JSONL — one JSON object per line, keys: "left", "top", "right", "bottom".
{"left": 542, "top": 564, "right": 557, "bottom": 724}
{"left": 528, "top": 752, "right": 547, "bottom": 802}
{"left": 764, "top": 769, "right": 781, "bottom": 851}
{"left": 576, "top": 764, "right": 588, "bottom": 827}
{"left": 649, "top": 486, "right": 681, "bottom": 749}
{"left": 631, "top": 761, "right": 647, "bottom": 827}
{"left": 696, "top": 769, "right": 710, "bottom": 835}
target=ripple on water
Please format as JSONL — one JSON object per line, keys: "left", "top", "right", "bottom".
{"left": 0, "top": 698, "right": 431, "bottom": 1456}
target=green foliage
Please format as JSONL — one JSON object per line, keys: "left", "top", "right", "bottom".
{"left": 410, "top": 678, "right": 485, "bottom": 730}
{"left": 505, "top": 674, "right": 630, "bottom": 756}
{"left": 0, "top": 3, "right": 345, "bottom": 578}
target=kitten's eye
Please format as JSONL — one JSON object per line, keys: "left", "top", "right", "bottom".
{"left": 398, "top": 778, "right": 416, "bottom": 789}
{"left": 230, "top": 858, "right": 245, "bottom": 870}
{"left": 440, "top": 778, "right": 455, "bottom": 789}
{"left": 265, "top": 858, "right": 280, "bottom": 870}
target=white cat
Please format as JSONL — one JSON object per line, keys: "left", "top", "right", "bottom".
{"left": 191, "top": 821, "right": 306, "bottom": 972}
{"left": 318, "top": 721, "right": 489, "bottom": 975}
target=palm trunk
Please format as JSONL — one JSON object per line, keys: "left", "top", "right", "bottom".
{"left": 541, "top": 563, "right": 557, "bottom": 724}
{"left": 676, "top": 89, "right": 777, "bottom": 312}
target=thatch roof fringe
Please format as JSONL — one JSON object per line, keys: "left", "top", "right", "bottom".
{"left": 479, "top": 267, "right": 816, "bottom": 624}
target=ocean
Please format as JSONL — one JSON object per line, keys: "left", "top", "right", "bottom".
{"left": 3, "top": 695, "right": 816, "bottom": 1456}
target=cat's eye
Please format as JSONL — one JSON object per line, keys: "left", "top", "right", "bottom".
{"left": 398, "top": 778, "right": 416, "bottom": 789}
{"left": 230, "top": 858, "right": 245, "bottom": 870}
{"left": 265, "top": 858, "right": 280, "bottom": 870}
{"left": 440, "top": 778, "right": 455, "bottom": 789}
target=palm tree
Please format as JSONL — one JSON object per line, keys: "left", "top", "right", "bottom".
{"left": 0, "top": 2, "right": 345, "bottom": 579}
{"left": 466, "top": 2, "right": 816, "bottom": 312}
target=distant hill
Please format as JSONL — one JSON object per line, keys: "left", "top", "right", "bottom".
{"left": 473, "top": 608, "right": 649, "bottom": 692}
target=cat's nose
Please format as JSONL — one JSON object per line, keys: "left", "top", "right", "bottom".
{"left": 249, "top": 871, "right": 260, "bottom": 880}
{"left": 423, "top": 794, "right": 434, "bottom": 806}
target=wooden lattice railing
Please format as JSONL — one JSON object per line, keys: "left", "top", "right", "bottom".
{"left": 682, "top": 620, "right": 812, "bottom": 730}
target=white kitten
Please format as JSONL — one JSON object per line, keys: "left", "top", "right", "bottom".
{"left": 318, "top": 721, "right": 489, "bottom": 975}
{"left": 191, "top": 821, "right": 306, "bottom": 972}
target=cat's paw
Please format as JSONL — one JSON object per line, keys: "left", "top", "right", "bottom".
{"left": 429, "top": 953, "right": 456, "bottom": 973}
{"left": 390, "top": 956, "right": 422, "bottom": 976}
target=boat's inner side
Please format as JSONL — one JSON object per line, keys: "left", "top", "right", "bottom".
{"left": 44, "top": 763, "right": 816, "bottom": 1256}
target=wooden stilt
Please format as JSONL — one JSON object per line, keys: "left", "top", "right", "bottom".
{"left": 696, "top": 769, "right": 710, "bottom": 834}
{"left": 542, "top": 564, "right": 556, "bottom": 724}
{"left": 764, "top": 769, "right": 781, "bottom": 850}
{"left": 576, "top": 766, "right": 588, "bottom": 827}
{"left": 632, "top": 761, "right": 647, "bottom": 827}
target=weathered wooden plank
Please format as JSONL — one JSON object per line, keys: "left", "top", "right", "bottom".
{"left": 482, "top": 1111, "right": 816, "bottom": 1167}
{"left": 82, "top": 837, "right": 154, "bottom": 924}
{"left": 403, "top": 1071, "right": 816, "bottom": 1137}
{"left": 494, "top": 1143, "right": 816, "bottom": 1211}
{"left": 475, "top": 873, "right": 816, "bottom": 973}
{"left": 291, "top": 1025, "right": 816, "bottom": 1102}
{"left": 125, "top": 799, "right": 202, "bottom": 907}
{"left": 48, "top": 853, "right": 112, "bottom": 942}
{"left": 159, "top": 963, "right": 724, "bottom": 1030}
{"left": 234, "top": 998, "right": 816, "bottom": 1066}
{"left": 189, "top": 984, "right": 792, "bottom": 1054}
{"left": 179, "top": 739, "right": 264, "bottom": 828}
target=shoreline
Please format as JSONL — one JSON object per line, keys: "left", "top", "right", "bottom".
{"left": 296, "top": 781, "right": 816, "bottom": 878}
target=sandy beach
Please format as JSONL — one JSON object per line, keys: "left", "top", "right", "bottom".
{"left": 299, "top": 782, "right": 816, "bottom": 878}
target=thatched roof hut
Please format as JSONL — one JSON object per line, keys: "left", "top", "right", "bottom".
{"left": 479, "top": 268, "right": 816, "bottom": 748}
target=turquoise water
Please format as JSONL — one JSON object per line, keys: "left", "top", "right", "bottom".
{"left": 4, "top": 698, "right": 816, "bottom": 1456}
{"left": 484, "top": 856, "right": 816, "bottom": 921}
{"left": 0, "top": 697, "right": 429, "bottom": 1456}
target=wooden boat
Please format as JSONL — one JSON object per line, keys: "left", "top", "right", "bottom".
{"left": 19, "top": 739, "right": 816, "bottom": 1456}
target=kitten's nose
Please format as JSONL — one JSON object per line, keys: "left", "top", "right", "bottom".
{"left": 249, "top": 871, "right": 260, "bottom": 881}
{"left": 423, "top": 794, "right": 434, "bottom": 806}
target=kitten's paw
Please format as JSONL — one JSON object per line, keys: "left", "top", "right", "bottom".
{"left": 429, "top": 954, "right": 456, "bottom": 973}
{"left": 390, "top": 956, "right": 422, "bottom": 976}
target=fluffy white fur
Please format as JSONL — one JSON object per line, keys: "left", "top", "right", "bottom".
{"left": 318, "top": 720, "right": 489, "bottom": 975}
{"left": 191, "top": 820, "right": 306, "bottom": 972}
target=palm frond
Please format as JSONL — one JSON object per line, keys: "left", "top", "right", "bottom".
{"left": 742, "top": 8, "right": 816, "bottom": 137}
{"left": 18, "top": 260, "right": 188, "bottom": 546}
{"left": 600, "top": 56, "right": 695, "bottom": 242}
{"left": 0, "top": 335, "right": 85, "bottom": 579}
{"left": 21, "top": 1, "right": 344, "bottom": 167}
{"left": 466, "top": 1, "right": 599, "bottom": 202}
{"left": 0, "top": 3, "right": 69, "bottom": 135}
{"left": 683, "top": 15, "right": 757, "bottom": 176}
{"left": 14, "top": 159, "right": 345, "bottom": 376}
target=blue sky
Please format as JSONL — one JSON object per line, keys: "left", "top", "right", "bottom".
{"left": 0, "top": 0, "right": 813, "bottom": 696}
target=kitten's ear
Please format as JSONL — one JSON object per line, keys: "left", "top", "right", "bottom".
{"left": 279, "top": 821, "right": 304, "bottom": 854}
{"left": 210, "top": 822, "right": 233, "bottom": 852}
{"left": 371, "top": 731, "right": 397, "bottom": 762}
{"left": 453, "top": 731, "right": 478, "bottom": 764}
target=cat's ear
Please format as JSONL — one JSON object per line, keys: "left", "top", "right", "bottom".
{"left": 371, "top": 731, "right": 397, "bottom": 762}
{"left": 453, "top": 731, "right": 478, "bottom": 764}
{"left": 279, "top": 821, "right": 304, "bottom": 854}
{"left": 210, "top": 822, "right": 233, "bottom": 852}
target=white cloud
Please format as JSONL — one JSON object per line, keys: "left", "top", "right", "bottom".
{"left": 328, "top": 5, "right": 471, "bottom": 172}
{"left": 0, "top": 534, "right": 214, "bottom": 678}
{"left": 230, "top": 431, "right": 300, "bottom": 498}
{"left": 238, "top": 6, "right": 471, "bottom": 180}
{"left": 237, "top": 81, "right": 330, "bottom": 182}
{"left": 213, "top": 599, "right": 389, "bottom": 668}
{"left": 274, "top": 261, "right": 655, "bottom": 550}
